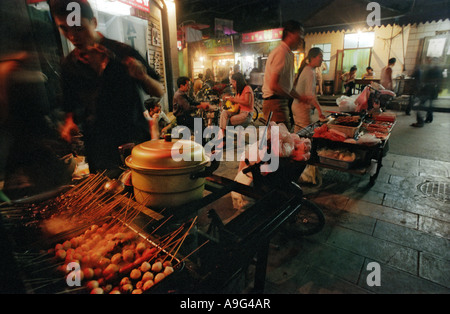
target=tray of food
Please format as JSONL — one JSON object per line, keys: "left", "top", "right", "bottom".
{"left": 327, "top": 115, "right": 362, "bottom": 138}
{"left": 317, "top": 148, "right": 357, "bottom": 169}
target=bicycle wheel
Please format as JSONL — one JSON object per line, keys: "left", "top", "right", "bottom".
{"left": 287, "top": 199, "right": 325, "bottom": 236}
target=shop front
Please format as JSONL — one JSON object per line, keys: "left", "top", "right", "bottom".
{"left": 239, "top": 27, "right": 304, "bottom": 87}
{"left": 204, "top": 36, "right": 235, "bottom": 83}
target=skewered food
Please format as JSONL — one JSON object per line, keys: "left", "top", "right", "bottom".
{"left": 335, "top": 115, "right": 361, "bottom": 126}
{"left": 51, "top": 220, "right": 181, "bottom": 294}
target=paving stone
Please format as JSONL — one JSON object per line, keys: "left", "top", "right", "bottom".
{"left": 419, "top": 252, "right": 450, "bottom": 288}
{"left": 350, "top": 190, "right": 385, "bottom": 205}
{"left": 294, "top": 267, "right": 371, "bottom": 294}
{"left": 358, "top": 259, "right": 450, "bottom": 294}
{"left": 380, "top": 164, "right": 419, "bottom": 177}
{"left": 388, "top": 174, "right": 407, "bottom": 186}
{"left": 326, "top": 226, "right": 419, "bottom": 275}
{"left": 324, "top": 208, "right": 377, "bottom": 235}
{"left": 388, "top": 155, "right": 421, "bottom": 165}
{"left": 419, "top": 216, "right": 450, "bottom": 239}
{"left": 404, "top": 196, "right": 450, "bottom": 223}
{"left": 345, "top": 199, "right": 418, "bottom": 229}
{"left": 373, "top": 220, "right": 450, "bottom": 259}
{"left": 418, "top": 166, "right": 449, "bottom": 177}
{"left": 266, "top": 246, "right": 309, "bottom": 286}
{"left": 377, "top": 158, "right": 395, "bottom": 168}
{"left": 419, "top": 158, "right": 450, "bottom": 174}
{"left": 300, "top": 242, "right": 366, "bottom": 284}
{"left": 309, "top": 193, "right": 349, "bottom": 211}
{"left": 382, "top": 193, "right": 408, "bottom": 210}
{"left": 387, "top": 175, "right": 428, "bottom": 197}
{"left": 358, "top": 179, "right": 405, "bottom": 197}
{"left": 392, "top": 159, "right": 420, "bottom": 172}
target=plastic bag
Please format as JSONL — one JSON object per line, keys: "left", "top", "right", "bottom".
{"left": 355, "top": 86, "right": 370, "bottom": 112}
{"left": 299, "top": 165, "right": 322, "bottom": 185}
{"left": 290, "top": 134, "right": 312, "bottom": 161}
{"left": 356, "top": 133, "right": 381, "bottom": 145}
{"left": 336, "top": 95, "right": 357, "bottom": 112}
{"left": 231, "top": 171, "right": 255, "bottom": 211}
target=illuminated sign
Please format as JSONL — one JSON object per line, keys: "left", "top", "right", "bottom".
{"left": 119, "top": 0, "right": 149, "bottom": 13}
{"left": 26, "top": 0, "right": 150, "bottom": 14}
{"left": 204, "top": 37, "right": 233, "bottom": 55}
{"left": 241, "top": 28, "right": 283, "bottom": 44}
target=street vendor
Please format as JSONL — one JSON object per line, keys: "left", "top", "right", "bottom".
{"left": 49, "top": 0, "right": 164, "bottom": 178}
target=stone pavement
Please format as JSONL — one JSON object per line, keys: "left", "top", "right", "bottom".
{"left": 213, "top": 107, "right": 450, "bottom": 294}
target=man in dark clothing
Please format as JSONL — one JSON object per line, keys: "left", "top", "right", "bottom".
{"left": 173, "top": 76, "right": 209, "bottom": 131}
{"left": 411, "top": 59, "right": 443, "bottom": 127}
{"left": 49, "top": 0, "right": 163, "bottom": 177}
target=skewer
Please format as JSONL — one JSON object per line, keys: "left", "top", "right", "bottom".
{"left": 174, "top": 239, "right": 210, "bottom": 267}
{"left": 168, "top": 217, "right": 197, "bottom": 263}
{"left": 30, "top": 261, "right": 64, "bottom": 274}
{"left": 29, "top": 277, "right": 65, "bottom": 293}
{"left": 150, "top": 214, "right": 173, "bottom": 235}
{"left": 55, "top": 286, "right": 87, "bottom": 294}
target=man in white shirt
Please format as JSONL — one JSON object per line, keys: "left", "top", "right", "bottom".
{"left": 262, "top": 20, "right": 305, "bottom": 131}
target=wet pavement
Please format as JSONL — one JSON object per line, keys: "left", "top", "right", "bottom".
{"left": 213, "top": 104, "right": 450, "bottom": 294}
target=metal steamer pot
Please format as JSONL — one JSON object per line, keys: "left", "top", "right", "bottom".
{"left": 125, "top": 137, "right": 216, "bottom": 209}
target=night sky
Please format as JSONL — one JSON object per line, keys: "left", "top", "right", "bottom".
{"left": 176, "top": 0, "right": 449, "bottom": 33}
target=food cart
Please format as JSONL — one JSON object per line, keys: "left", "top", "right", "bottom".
{"left": 298, "top": 111, "right": 396, "bottom": 185}
{"left": 0, "top": 135, "right": 324, "bottom": 294}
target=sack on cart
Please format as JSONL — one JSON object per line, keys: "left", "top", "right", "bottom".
{"left": 299, "top": 165, "right": 322, "bottom": 185}
{"left": 232, "top": 122, "right": 313, "bottom": 210}
{"left": 336, "top": 95, "right": 358, "bottom": 112}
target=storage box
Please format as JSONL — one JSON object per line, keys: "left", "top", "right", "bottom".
{"left": 319, "top": 156, "right": 355, "bottom": 169}
{"left": 327, "top": 119, "right": 362, "bottom": 138}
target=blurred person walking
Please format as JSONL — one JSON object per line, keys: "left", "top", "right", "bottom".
{"left": 262, "top": 20, "right": 305, "bottom": 131}
{"left": 49, "top": 0, "right": 164, "bottom": 178}
{"left": 411, "top": 58, "right": 444, "bottom": 127}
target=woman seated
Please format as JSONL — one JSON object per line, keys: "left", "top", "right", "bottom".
{"left": 217, "top": 72, "right": 254, "bottom": 148}
{"left": 359, "top": 66, "right": 375, "bottom": 92}
{"left": 341, "top": 65, "right": 357, "bottom": 96}
{"left": 362, "top": 66, "right": 374, "bottom": 80}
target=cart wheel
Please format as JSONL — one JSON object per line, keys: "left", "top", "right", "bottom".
{"left": 287, "top": 199, "right": 325, "bottom": 236}
{"left": 252, "top": 106, "right": 260, "bottom": 122}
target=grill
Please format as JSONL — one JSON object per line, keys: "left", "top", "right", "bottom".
{"left": 0, "top": 158, "right": 314, "bottom": 294}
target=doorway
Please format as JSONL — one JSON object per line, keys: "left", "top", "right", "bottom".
{"left": 334, "top": 48, "right": 372, "bottom": 94}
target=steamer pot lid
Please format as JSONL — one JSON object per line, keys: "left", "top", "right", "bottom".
{"left": 126, "top": 138, "right": 207, "bottom": 170}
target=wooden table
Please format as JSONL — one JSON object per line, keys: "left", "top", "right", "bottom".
{"left": 354, "top": 78, "right": 380, "bottom": 93}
